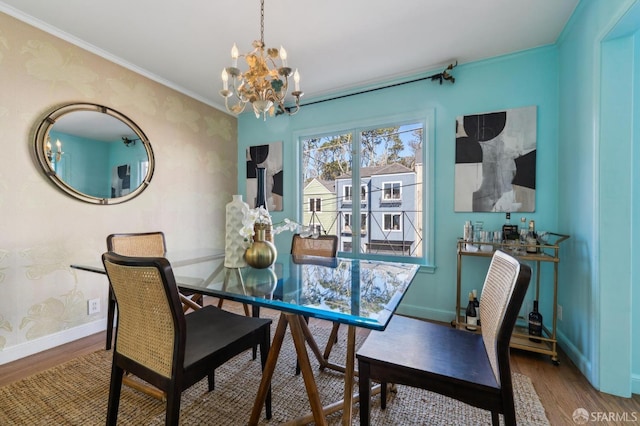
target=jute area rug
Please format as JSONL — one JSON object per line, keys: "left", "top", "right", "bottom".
{"left": 0, "top": 316, "right": 549, "bottom": 425}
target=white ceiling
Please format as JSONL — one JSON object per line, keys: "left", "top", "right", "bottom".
{"left": 0, "top": 0, "right": 579, "bottom": 113}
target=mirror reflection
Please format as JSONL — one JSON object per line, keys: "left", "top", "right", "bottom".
{"left": 34, "top": 103, "right": 154, "bottom": 204}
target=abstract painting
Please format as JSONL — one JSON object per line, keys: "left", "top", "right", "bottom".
{"left": 246, "top": 141, "right": 283, "bottom": 211}
{"left": 454, "top": 106, "right": 537, "bottom": 212}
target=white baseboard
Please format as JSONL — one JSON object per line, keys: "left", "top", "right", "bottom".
{"left": 0, "top": 320, "right": 105, "bottom": 365}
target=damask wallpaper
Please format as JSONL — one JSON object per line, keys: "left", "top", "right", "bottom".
{"left": 0, "top": 12, "right": 237, "bottom": 361}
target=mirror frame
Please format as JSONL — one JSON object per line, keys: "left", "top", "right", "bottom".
{"left": 34, "top": 103, "right": 155, "bottom": 205}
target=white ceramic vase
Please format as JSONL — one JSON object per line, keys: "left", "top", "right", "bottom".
{"left": 224, "top": 194, "right": 249, "bottom": 268}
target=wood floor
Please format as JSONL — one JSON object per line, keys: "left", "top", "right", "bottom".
{"left": 1, "top": 299, "right": 638, "bottom": 425}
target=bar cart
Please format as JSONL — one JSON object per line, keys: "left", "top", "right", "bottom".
{"left": 454, "top": 233, "right": 569, "bottom": 365}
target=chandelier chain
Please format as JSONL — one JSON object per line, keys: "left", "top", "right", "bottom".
{"left": 260, "top": 0, "right": 265, "bottom": 45}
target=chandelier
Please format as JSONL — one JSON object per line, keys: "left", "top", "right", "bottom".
{"left": 46, "top": 136, "right": 63, "bottom": 163}
{"left": 219, "top": 0, "right": 303, "bottom": 120}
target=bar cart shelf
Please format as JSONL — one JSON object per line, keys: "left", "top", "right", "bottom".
{"left": 454, "top": 233, "right": 569, "bottom": 365}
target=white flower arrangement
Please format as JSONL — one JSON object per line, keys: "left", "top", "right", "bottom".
{"left": 240, "top": 207, "right": 319, "bottom": 243}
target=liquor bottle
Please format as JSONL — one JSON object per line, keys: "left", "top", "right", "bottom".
{"left": 502, "top": 212, "right": 519, "bottom": 241}
{"left": 472, "top": 289, "right": 480, "bottom": 326}
{"left": 519, "top": 217, "right": 528, "bottom": 242}
{"left": 528, "top": 300, "right": 543, "bottom": 343}
{"left": 465, "top": 292, "right": 478, "bottom": 331}
{"left": 526, "top": 220, "right": 538, "bottom": 254}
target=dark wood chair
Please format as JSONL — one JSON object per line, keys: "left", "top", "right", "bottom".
{"left": 356, "top": 250, "right": 532, "bottom": 426}
{"left": 291, "top": 233, "right": 338, "bottom": 258}
{"left": 102, "top": 252, "right": 272, "bottom": 425}
{"left": 105, "top": 232, "right": 203, "bottom": 350}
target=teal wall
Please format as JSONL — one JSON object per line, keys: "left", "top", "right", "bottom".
{"left": 49, "top": 131, "right": 149, "bottom": 198}
{"left": 238, "top": 47, "right": 560, "bottom": 330}
{"left": 50, "top": 131, "right": 110, "bottom": 197}
{"left": 634, "top": 26, "right": 640, "bottom": 397}
{"left": 237, "top": 0, "right": 639, "bottom": 397}
{"left": 556, "top": 0, "right": 638, "bottom": 397}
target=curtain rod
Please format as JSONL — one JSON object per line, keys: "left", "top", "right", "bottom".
{"left": 282, "top": 62, "right": 457, "bottom": 114}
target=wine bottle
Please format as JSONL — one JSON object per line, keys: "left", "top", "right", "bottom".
{"left": 465, "top": 292, "right": 478, "bottom": 331}
{"left": 526, "top": 220, "right": 538, "bottom": 254}
{"left": 472, "top": 289, "right": 480, "bottom": 326}
{"left": 502, "top": 212, "right": 518, "bottom": 241}
{"left": 528, "top": 300, "right": 543, "bottom": 342}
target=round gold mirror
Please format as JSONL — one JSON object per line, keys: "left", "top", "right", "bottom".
{"left": 33, "top": 103, "right": 154, "bottom": 204}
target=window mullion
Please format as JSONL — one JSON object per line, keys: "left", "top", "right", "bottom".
{"left": 351, "top": 130, "right": 361, "bottom": 256}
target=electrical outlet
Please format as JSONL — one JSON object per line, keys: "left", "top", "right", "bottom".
{"left": 557, "top": 304, "right": 563, "bottom": 321}
{"left": 88, "top": 298, "right": 100, "bottom": 315}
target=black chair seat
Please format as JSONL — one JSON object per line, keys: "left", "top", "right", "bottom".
{"left": 184, "top": 306, "right": 271, "bottom": 371}
{"left": 357, "top": 315, "right": 500, "bottom": 403}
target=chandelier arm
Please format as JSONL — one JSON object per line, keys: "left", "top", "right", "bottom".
{"left": 224, "top": 95, "right": 248, "bottom": 115}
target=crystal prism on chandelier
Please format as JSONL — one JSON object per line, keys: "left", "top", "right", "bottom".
{"left": 219, "top": 0, "right": 303, "bottom": 120}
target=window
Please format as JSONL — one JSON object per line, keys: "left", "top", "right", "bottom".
{"left": 344, "top": 213, "right": 367, "bottom": 233}
{"left": 343, "top": 185, "right": 366, "bottom": 203}
{"left": 384, "top": 213, "right": 402, "bottom": 231}
{"left": 344, "top": 185, "right": 352, "bottom": 202}
{"left": 300, "top": 115, "right": 433, "bottom": 264}
{"left": 383, "top": 182, "right": 401, "bottom": 200}
{"left": 309, "top": 198, "right": 322, "bottom": 212}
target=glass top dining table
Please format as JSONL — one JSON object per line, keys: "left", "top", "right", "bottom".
{"left": 71, "top": 249, "right": 420, "bottom": 425}
{"left": 182, "top": 253, "right": 419, "bottom": 331}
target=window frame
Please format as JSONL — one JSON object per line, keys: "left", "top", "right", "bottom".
{"left": 295, "top": 110, "right": 435, "bottom": 269}
{"left": 382, "top": 181, "right": 402, "bottom": 201}
{"left": 383, "top": 213, "right": 402, "bottom": 231}
{"left": 309, "top": 197, "right": 322, "bottom": 212}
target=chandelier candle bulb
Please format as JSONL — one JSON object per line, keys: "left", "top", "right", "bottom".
{"left": 280, "top": 46, "right": 287, "bottom": 66}
{"left": 231, "top": 43, "right": 239, "bottom": 67}
{"left": 221, "top": 69, "right": 228, "bottom": 90}
{"left": 294, "top": 69, "right": 300, "bottom": 92}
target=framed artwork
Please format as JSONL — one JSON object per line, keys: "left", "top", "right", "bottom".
{"left": 111, "top": 164, "right": 131, "bottom": 198}
{"left": 246, "top": 141, "right": 283, "bottom": 211}
{"left": 454, "top": 105, "right": 537, "bottom": 212}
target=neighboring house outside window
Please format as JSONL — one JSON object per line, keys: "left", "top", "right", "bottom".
{"left": 300, "top": 116, "right": 433, "bottom": 264}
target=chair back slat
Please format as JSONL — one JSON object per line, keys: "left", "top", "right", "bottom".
{"left": 479, "top": 250, "right": 527, "bottom": 385}
{"left": 103, "top": 254, "right": 181, "bottom": 379}
{"left": 107, "top": 232, "right": 166, "bottom": 257}
{"left": 291, "top": 234, "right": 338, "bottom": 258}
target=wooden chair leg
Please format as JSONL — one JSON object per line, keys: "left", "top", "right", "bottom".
{"left": 259, "top": 328, "right": 272, "bottom": 420}
{"left": 358, "top": 361, "right": 372, "bottom": 426}
{"left": 106, "top": 291, "right": 116, "bottom": 350}
{"left": 501, "top": 399, "right": 517, "bottom": 426}
{"left": 381, "top": 381, "right": 387, "bottom": 409}
{"left": 491, "top": 412, "right": 499, "bottom": 426}
{"left": 107, "top": 364, "right": 124, "bottom": 426}
{"left": 207, "top": 371, "right": 215, "bottom": 391}
{"left": 165, "top": 389, "right": 181, "bottom": 426}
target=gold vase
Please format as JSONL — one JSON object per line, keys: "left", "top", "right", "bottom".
{"left": 244, "top": 226, "right": 277, "bottom": 269}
